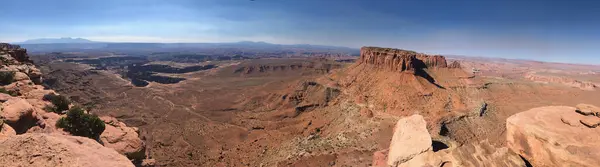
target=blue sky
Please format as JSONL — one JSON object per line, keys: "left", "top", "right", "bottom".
{"left": 0, "top": 0, "right": 599, "bottom": 64}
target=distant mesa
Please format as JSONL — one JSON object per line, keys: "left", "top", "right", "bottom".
{"left": 18, "top": 37, "right": 96, "bottom": 44}
{"left": 359, "top": 46, "right": 449, "bottom": 73}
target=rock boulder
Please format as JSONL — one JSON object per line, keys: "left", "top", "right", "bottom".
{"left": 0, "top": 133, "right": 134, "bottom": 167}
{"left": 507, "top": 106, "right": 600, "bottom": 167}
{"left": 1, "top": 98, "right": 35, "bottom": 124}
{"left": 13, "top": 72, "right": 30, "bottom": 81}
{"left": 359, "top": 47, "right": 449, "bottom": 73}
{"left": 100, "top": 116, "right": 146, "bottom": 160}
{"left": 387, "top": 114, "right": 432, "bottom": 166}
{"left": 576, "top": 103, "right": 600, "bottom": 117}
{"left": 0, "top": 123, "right": 16, "bottom": 141}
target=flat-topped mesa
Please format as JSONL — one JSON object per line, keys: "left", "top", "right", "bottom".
{"left": 359, "top": 47, "right": 447, "bottom": 72}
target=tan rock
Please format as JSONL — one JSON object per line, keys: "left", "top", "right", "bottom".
{"left": 27, "top": 112, "right": 68, "bottom": 134}
{"left": 0, "top": 133, "right": 134, "bottom": 167}
{"left": 23, "top": 89, "right": 56, "bottom": 100}
{"left": 387, "top": 114, "right": 432, "bottom": 166}
{"left": 576, "top": 103, "right": 600, "bottom": 117}
{"left": 507, "top": 106, "right": 600, "bottom": 167}
{"left": 580, "top": 116, "right": 600, "bottom": 128}
{"left": 0, "top": 123, "right": 16, "bottom": 141}
{"left": 3, "top": 80, "right": 38, "bottom": 96}
{"left": 1, "top": 98, "right": 34, "bottom": 124}
{"left": 13, "top": 71, "right": 30, "bottom": 81}
{"left": 385, "top": 139, "right": 526, "bottom": 167}
{"left": 100, "top": 116, "right": 146, "bottom": 160}
{"left": 398, "top": 151, "right": 444, "bottom": 167}
{"left": 15, "top": 64, "right": 33, "bottom": 74}
{"left": 0, "top": 93, "right": 15, "bottom": 102}
{"left": 440, "top": 140, "right": 525, "bottom": 167}
{"left": 26, "top": 98, "right": 50, "bottom": 109}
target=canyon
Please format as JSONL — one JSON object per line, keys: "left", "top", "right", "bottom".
{"left": 1, "top": 43, "right": 599, "bottom": 167}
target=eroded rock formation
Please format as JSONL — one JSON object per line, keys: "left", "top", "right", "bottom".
{"left": 374, "top": 114, "right": 526, "bottom": 167}
{"left": 0, "top": 43, "right": 31, "bottom": 64}
{"left": 359, "top": 47, "right": 448, "bottom": 72}
{"left": 100, "top": 116, "right": 146, "bottom": 160}
{"left": 448, "top": 61, "right": 462, "bottom": 68}
{"left": 507, "top": 105, "right": 600, "bottom": 167}
{"left": 0, "top": 43, "right": 151, "bottom": 166}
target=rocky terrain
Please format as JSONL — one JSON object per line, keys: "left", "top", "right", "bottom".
{"left": 0, "top": 43, "right": 153, "bottom": 167}
{"left": 372, "top": 103, "right": 600, "bottom": 167}
{"left": 22, "top": 44, "right": 600, "bottom": 167}
{"left": 524, "top": 72, "right": 598, "bottom": 90}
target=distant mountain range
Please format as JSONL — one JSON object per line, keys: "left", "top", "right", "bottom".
{"left": 13, "top": 38, "right": 360, "bottom": 55}
{"left": 18, "top": 37, "right": 96, "bottom": 44}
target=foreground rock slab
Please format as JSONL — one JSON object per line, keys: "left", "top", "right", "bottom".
{"left": 576, "top": 103, "right": 600, "bottom": 117}
{"left": 0, "top": 133, "right": 134, "bottom": 167}
{"left": 0, "top": 123, "right": 16, "bottom": 141}
{"left": 100, "top": 116, "right": 146, "bottom": 160}
{"left": 507, "top": 106, "right": 600, "bottom": 167}
{"left": 387, "top": 114, "right": 432, "bottom": 166}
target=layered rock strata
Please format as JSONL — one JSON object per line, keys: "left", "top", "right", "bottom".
{"left": 359, "top": 47, "right": 449, "bottom": 72}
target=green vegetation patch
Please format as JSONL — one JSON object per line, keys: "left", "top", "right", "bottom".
{"left": 56, "top": 106, "right": 105, "bottom": 139}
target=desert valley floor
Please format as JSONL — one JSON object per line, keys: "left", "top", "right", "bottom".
{"left": 25, "top": 47, "right": 600, "bottom": 166}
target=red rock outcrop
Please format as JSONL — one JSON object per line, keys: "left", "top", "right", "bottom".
{"left": 416, "top": 54, "right": 448, "bottom": 68}
{"left": 448, "top": 61, "right": 462, "bottom": 68}
{"left": 0, "top": 133, "right": 134, "bottom": 167}
{"left": 373, "top": 114, "right": 525, "bottom": 167}
{"left": 507, "top": 106, "right": 600, "bottom": 167}
{"left": 0, "top": 123, "right": 16, "bottom": 141}
{"left": 0, "top": 43, "right": 151, "bottom": 165}
{"left": 100, "top": 116, "right": 146, "bottom": 160}
{"left": 359, "top": 47, "right": 448, "bottom": 72}
{"left": 0, "top": 43, "right": 31, "bottom": 64}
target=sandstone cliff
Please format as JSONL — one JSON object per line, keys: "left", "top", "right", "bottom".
{"left": 359, "top": 47, "right": 448, "bottom": 72}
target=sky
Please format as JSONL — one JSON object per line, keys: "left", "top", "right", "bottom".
{"left": 0, "top": 0, "right": 599, "bottom": 64}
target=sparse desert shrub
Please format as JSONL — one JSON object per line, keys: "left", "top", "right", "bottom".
{"left": 0, "top": 71, "right": 15, "bottom": 85}
{"left": 43, "top": 105, "right": 57, "bottom": 113}
{"left": 56, "top": 106, "right": 105, "bottom": 139}
{"left": 44, "top": 94, "right": 71, "bottom": 113}
{"left": 0, "top": 87, "right": 19, "bottom": 96}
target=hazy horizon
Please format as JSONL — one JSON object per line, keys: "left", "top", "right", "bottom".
{"left": 1, "top": 0, "right": 599, "bottom": 64}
